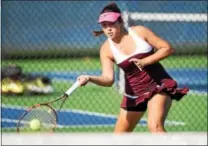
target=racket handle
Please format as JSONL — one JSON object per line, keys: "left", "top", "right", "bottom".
{"left": 65, "top": 81, "right": 80, "bottom": 96}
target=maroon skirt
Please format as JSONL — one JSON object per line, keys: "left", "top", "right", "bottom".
{"left": 120, "top": 78, "right": 189, "bottom": 108}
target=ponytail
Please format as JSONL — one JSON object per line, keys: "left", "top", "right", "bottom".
{"left": 93, "top": 30, "right": 104, "bottom": 37}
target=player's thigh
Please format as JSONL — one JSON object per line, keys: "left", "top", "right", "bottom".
{"left": 114, "top": 108, "right": 144, "bottom": 133}
{"left": 147, "top": 92, "right": 172, "bottom": 126}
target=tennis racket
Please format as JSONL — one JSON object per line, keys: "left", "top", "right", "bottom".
{"left": 16, "top": 81, "right": 80, "bottom": 133}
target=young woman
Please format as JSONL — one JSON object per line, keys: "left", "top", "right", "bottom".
{"left": 77, "top": 3, "right": 189, "bottom": 133}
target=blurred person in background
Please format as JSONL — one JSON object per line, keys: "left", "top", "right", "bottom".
{"left": 77, "top": 2, "right": 189, "bottom": 133}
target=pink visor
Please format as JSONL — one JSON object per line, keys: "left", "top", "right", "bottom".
{"left": 98, "top": 12, "right": 121, "bottom": 23}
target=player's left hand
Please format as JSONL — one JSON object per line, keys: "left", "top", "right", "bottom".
{"left": 129, "top": 58, "right": 147, "bottom": 71}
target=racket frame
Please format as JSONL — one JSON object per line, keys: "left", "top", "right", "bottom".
{"left": 16, "top": 103, "right": 58, "bottom": 133}
{"left": 16, "top": 81, "right": 80, "bottom": 133}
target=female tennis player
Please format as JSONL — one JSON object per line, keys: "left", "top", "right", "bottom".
{"left": 77, "top": 3, "right": 189, "bottom": 133}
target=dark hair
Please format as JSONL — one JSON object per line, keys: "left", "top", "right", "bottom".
{"left": 93, "top": 3, "right": 123, "bottom": 37}
{"left": 100, "top": 2, "right": 121, "bottom": 14}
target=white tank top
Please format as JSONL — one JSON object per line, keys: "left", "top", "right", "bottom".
{"left": 108, "top": 27, "right": 152, "bottom": 64}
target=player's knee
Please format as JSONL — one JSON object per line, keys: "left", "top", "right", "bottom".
{"left": 148, "top": 121, "right": 165, "bottom": 132}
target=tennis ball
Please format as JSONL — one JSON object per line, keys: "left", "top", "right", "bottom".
{"left": 30, "top": 119, "right": 41, "bottom": 131}
{"left": 48, "top": 109, "right": 52, "bottom": 113}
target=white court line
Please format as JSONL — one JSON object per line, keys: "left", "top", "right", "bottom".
{"left": 1, "top": 118, "right": 185, "bottom": 129}
{"left": 1, "top": 118, "right": 114, "bottom": 129}
{"left": 2, "top": 104, "right": 186, "bottom": 127}
{"left": 1, "top": 118, "right": 65, "bottom": 128}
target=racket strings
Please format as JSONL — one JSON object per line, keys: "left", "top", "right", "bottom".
{"left": 18, "top": 106, "right": 57, "bottom": 131}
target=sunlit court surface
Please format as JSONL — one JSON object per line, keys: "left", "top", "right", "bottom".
{"left": 1, "top": 0, "right": 207, "bottom": 146}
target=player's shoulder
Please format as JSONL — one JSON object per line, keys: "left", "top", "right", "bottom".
{"left": 130, "top": 25, "right": 152, "bottom": 34}
{"left": 100, "top": 39, "right": 110, "bottom": 53}
{"left": 130, "top": 25, "right": 153, "bottom": 38}
{"left": 100, "top": 39, "right": 114, "bottom": 59}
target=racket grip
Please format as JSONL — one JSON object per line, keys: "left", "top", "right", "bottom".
{"left": 65, "top": 81, "right": 80, "bottom": 96}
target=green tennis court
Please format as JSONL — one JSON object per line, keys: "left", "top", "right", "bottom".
{"left": 2, "top": 55, "right": 207, "bottom": 132}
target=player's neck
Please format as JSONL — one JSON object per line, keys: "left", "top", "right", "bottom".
{"left": 112, "top": 28, "right": 128, "bottom": 44}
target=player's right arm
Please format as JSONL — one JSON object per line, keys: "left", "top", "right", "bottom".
{"left": 78, "top": 42, "right": 115, "bottom": 87}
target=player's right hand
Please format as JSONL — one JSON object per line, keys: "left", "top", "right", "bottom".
{"left": 77, "top": 75, "right": 90, "bottom": 86}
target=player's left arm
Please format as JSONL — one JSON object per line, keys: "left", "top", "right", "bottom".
{"left": 135, "top": 26, "right": 174, "bottom": 66}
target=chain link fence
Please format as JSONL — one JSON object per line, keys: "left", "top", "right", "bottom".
{"left": 1, "top": 1, "right": 207, "bottom": 133}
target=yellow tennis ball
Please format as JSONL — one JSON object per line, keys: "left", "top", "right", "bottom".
{"left": 30, "top": 119, "right": 41, "bottom": 130}
{"left": 48, "top": 109, "right": 52, "bottom": 113}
